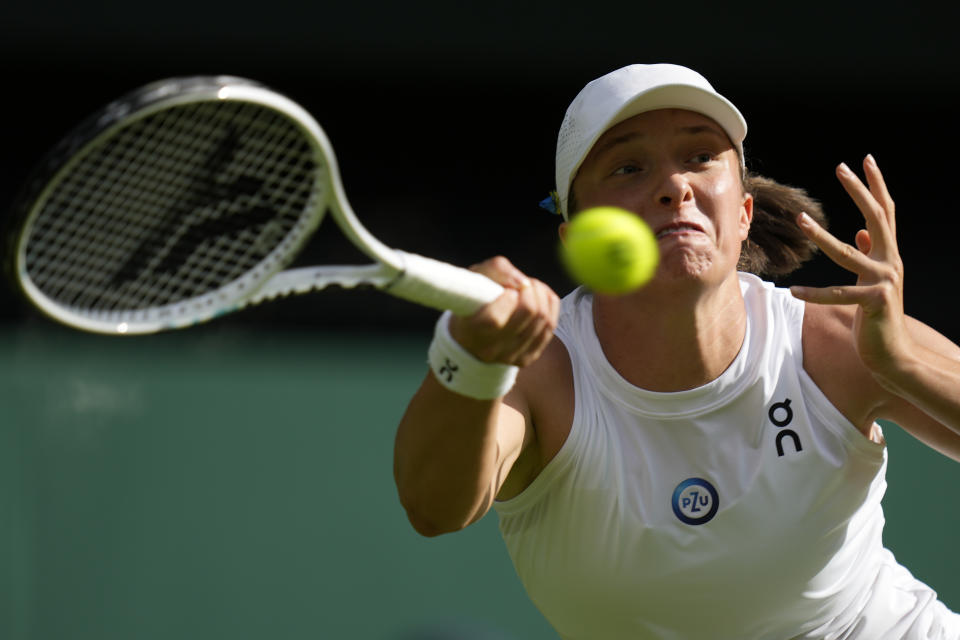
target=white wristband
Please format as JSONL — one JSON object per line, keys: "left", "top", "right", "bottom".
{"left": 427, "top": 311, "right": 519, "bottom": 400}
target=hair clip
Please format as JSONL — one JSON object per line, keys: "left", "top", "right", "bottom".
{"left": 538, "top": 190, "right": 561, "bottom": 216}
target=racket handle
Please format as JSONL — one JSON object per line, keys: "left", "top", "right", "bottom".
{"left": 387, "top": 251, "right": 505, "bottom": 315}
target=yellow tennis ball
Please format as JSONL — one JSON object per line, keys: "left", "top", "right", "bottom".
{"left": 561, "top": 207, "right": 659, "bottom": 295}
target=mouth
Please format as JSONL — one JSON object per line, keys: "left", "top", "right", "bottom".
{"left": 655, "top": 221, "right": 705, "bottom": 240}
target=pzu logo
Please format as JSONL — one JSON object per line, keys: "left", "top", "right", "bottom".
{"left": 672, "top": 478, "right": 719, "bottom": 525}
{"left": 769, "top": 398, "right": 803, "bottom": 457}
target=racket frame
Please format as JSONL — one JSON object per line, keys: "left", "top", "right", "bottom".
{"left": 11, "top": 79, "right": 400, "bottom": 333}
{"left": 10, "top": 77, "right": 502, "bottom": 335}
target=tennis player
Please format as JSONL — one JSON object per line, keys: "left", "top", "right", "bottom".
{"left": 394, "top": 64, "right": 960, "bottom": 639}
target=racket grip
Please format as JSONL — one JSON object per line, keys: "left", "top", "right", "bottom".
{"left": 387, "top": 251, "right": 505, "bottom": 315}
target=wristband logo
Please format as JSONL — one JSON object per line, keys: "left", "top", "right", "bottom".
{"left": 438, "top": 358, "right": 458, "bottom": 383}
{"left": 672, "top": 477, "right": 719, "bottom": 525}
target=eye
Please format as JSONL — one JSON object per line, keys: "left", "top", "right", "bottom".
{"left": 611, "top": 164, "right": 642, "bottom": 176}
{"left": 689, "top": 152, "right": 716, "bottom": 164}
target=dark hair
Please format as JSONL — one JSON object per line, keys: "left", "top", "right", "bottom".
{"left": 739, "top": 173, "right": 825, "bottom": 278}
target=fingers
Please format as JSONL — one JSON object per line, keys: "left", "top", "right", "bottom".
{"left": 469, "top": 255, "right": 532, "bottom": 290}
{"left": 798, "top": 155, "right": 904, "bottom": 278}
{"left": 789, "top": 282, "right": 896, "bottom": 316}
{"left": 507, "top": 277, "right": 561, "bottom": 367}
{"left": 795, "top": 157, "right": 914, "bottom": 377}
{"left": 792, "top": 155, "right": 905, "bottom": 312}
{"left": 796, "top": 211, "right": 879, "bottom": 277}
{"left": 835, "top": 156, "right": 897, "bottom": 258}
{"left": 862, "top": 154, "right": 896, "bottom": 239}
{"left": 451, "top": 256, "right": 560, "bottom": 367}
{"left": 796, "top": 209, "right": 904, "bottom": 305}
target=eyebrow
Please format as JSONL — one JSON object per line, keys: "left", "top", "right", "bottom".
{"left": 676, "top": 125, "right": 728, "bottom": 141}
{"left": 592, "top": 132, "right": 646, "bottom": 158}
{"left": 592, "top": 124, "right": 730, "bottom": 158}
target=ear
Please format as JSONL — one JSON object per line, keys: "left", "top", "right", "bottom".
{"left": 739, "top": 192, "right": 754, "bottom": 241}
{"left": 558, "top": 221, "right": 569, "bottom": 245}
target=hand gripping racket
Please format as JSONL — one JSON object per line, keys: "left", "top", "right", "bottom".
{"left": 5, "top": 76, "right": 504, "bottom": 334}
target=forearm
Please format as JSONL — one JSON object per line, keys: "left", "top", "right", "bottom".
{"left": 393, "top": 372, "right": 515, "bottom": 536}
{"left": 392, "top": 258, "right": 557, "bottom": 535}
{"left": 876, "top": 343, "right": 960, "bottom": 459}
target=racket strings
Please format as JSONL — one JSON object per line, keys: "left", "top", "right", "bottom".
{"left": 23, "top": 100, "right": 322, "bottom": 314}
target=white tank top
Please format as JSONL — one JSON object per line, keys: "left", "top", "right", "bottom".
{"left": 494, "top": 273, "right": 958, "bottom": 640}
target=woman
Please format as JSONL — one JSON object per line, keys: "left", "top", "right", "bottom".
{"left": 394, "top": 63, "right": 960, "bottom": 638}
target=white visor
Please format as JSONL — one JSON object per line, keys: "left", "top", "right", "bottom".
{"left": 554, "top": 63, "right": 747, "bottom": 219}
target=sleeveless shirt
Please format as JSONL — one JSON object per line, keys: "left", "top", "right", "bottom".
{"left": 493, "top": 273, "right": 958, "bottom": 639}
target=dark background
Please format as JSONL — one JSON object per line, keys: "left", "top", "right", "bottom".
{"left": 1, "top": 0, "right": 959, "bottom": 338}
{"left": 1, "top": 3, "right": 959, "bottom": 639}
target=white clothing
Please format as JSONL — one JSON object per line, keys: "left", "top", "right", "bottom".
{"left": 493, "top": 273, "right": 958, "bottom": 639}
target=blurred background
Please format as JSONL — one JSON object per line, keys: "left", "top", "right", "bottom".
{"left": 1, "top": 1, "right": 958, "bottom": 638}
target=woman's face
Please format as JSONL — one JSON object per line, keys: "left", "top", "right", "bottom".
{"left": 567, "top": 109, "right": 753, "bottom": 287}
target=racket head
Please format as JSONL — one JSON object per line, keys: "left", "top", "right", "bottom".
{"left": 7, "top": 76, "right": 334, "bottom": 334}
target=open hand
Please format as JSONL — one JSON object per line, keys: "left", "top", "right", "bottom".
{"left": 790, "top": 155, "right": 912, "bottom": 379}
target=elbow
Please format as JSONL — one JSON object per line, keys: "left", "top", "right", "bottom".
{"left": 396, "top": 490, "right": 473, "bottom": 538}
{"left": 399, "top": 499, "right": 469, "bottom": 538}
{"left": 394, "top": 456, "right": 490, "bottom": 537}
{"left": 405, "top": 511, "right": 457, "bottom": 538}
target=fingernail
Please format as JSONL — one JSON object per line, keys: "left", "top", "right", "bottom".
{"left": 865, "top": 153, "right": 876, "bottom": 166}
{"left": 797, "top": 211, "right": 813, "bottom": 227}
{"left": 837, "top": 162, "right": 852, "bottom": 176}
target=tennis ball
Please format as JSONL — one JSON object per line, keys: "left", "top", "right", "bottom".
{"left": 561, "top": 207, "right": 659, "bottom": 295}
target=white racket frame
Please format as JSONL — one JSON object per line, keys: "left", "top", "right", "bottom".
{"left": 15, "top": 80, "right": 504, "bottom": 334}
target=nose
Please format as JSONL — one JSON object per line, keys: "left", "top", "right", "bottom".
{"left": 654, "top": 167, "right": 694, "bottom": 209}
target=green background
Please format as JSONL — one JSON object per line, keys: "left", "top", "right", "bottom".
{"left": 0, "top": 325, "right": 553, "bottom": 639}
{"left": 1, "top": 321, "right": 958, "bottom": 640}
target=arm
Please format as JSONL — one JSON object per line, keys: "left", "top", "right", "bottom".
{"left": 393, "top": 257, "right": 560, "bottom": 536}
{"left": 792, "top": 156, "right": 960, "bottom": 461}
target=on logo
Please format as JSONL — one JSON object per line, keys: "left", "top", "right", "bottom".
{"left": 769, "top": 398, "right": 803, "bottom": 457}
{"left": 671, "top": 477, "right": 719, "bottom": 525}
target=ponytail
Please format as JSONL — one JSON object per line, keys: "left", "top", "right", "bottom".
{"left": 738, "top": 173, "right": 826, "bottom": 278}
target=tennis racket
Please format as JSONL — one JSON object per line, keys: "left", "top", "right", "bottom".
{"left": 5, "top": 76, "right": 504, "bottom": 334}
